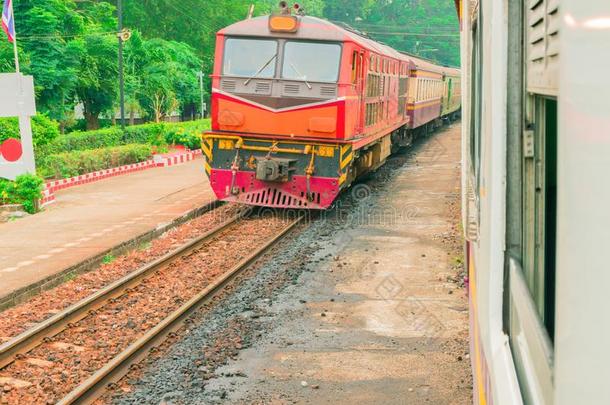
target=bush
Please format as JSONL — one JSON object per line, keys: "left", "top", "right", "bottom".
{"left": 0, "top": 118, "right": 18, "bottom": 143}
{"left": 39, "top": 119, "right": 209, "bottom": 156}
{"left": 0, "top": 174, "right": 44, "bottom": 214}
{"left": 0, "top": 114, "right": 60, "bottom": 148}
{"left": 31, "top": 115, "right": 61, "bottom": 147}
{"left": 164, "top": 119, "right": 210, "bottom": 150}
{"left": 40, "top": 144, "right": 154, "bottom": 179}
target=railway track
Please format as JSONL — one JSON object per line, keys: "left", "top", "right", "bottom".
{"left": 0, "top": 209, "right": 303, "bottom": 404}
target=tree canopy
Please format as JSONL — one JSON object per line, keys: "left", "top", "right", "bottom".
{"left": 0, "top": 0, "right": 459, "bottom": 130}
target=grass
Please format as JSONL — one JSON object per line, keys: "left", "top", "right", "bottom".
{"left": 102, "top": 254, "right": 116, "bottom": 265}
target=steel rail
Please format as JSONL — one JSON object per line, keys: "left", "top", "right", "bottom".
{"left": 58, "top": 215, "right": 303, "bottom": 405}
{"left": 0, "top": 208, "right": 249, "bottom": 369}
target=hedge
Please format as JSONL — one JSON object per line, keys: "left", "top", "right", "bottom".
{"left": 39, "top": 144, "right": 154, "bottom": 179}
{"left": 0, "top": 115, "right": 60, "bottom": 148}
{"left": 164, "top": 119, "right": 211, "bottom": 150}
{"left": 39, "top": 119, "right": 210, "bottom": 156}
{"left": 0, "top": 174, "right": 44, "bottom": 214}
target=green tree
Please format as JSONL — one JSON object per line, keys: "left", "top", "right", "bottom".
{"left": 74, "top": 1, "right": 119, "bottom": 130}
{"left": 75, "top": 34, "right": 118, "bottom": 129}
{"left": 323, "top": 0, "right": 374, "bottom": 21}
{"left": 2, "top": 0, "right": 85, "bottom": 125}
{"left": 127, "top": 38, "right": 201, "bottom": 122}
{"left": 348, "top": 0, "right": 460, "bottom": 66}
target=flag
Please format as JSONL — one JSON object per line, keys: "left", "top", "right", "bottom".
{"left": 2, "top": 0, "right": 15, "bottom": 43}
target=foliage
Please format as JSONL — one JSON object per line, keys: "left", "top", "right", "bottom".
{"left": 0, "top": 115, "right": 60, "bottom": 148}
{"left": 126, "top": 36, "right": 202, "bottom": 122}
{"left": 0, "top": 0, "right": 204, "bottom": 130}
{"left": 0, "top": 174, "right": 44, "bottom": 214}
{"left": 40, "top": 144, "right": 153, "bottom": 179}
{"left": 31, "top": 115, "right": 62, "bottom": 147}
{"left": 5, "top": 0, "right": 85, "bottom": 123}
{"left": 323, "top": 0, "right": 374, "bottom": 21}
{"left": 0, "top": 119, "right": 19, "bottom": 144}
{"left": 74, "top": 2, "right": 121, "bottom": 129}
{"left": 0, "top": 0, "right": 459, "bottom": 131}
{"left": 347, "top": 0, "right": 461, "bottom": 66}
{"left": 102, "top": 254, "right": 116, "bottom": 264}
{"left": 76, "top": 33, "right": 119, "bottom": 129}
{"left": 164, "top": 120, "right": 211, "bottom": 150}
{"left": 39, "top": 119, "right": 209, "bottom": 156}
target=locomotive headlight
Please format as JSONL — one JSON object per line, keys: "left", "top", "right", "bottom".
{"left": 269, "top": 15, "right": 299, "bottom": 33}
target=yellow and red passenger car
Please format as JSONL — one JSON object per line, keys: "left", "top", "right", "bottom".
{"left": 203, "top": 6, "right": 460, "bottom": 209}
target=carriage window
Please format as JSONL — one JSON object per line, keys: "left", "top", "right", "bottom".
{"left": 470, "top": 16, "right": 483, "bottom": 190}
{"left": 282, "top": 41, "right": 341, "bottom": 83}
{"left": 522, "top": 96, "right": 557, "bottom": 339}
{"left": 223, "top": 38, "right": 278, "bottom": 78}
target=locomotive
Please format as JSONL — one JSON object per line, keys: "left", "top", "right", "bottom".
{"left": 202, "top": 2, "right": 460, "bottom": 209}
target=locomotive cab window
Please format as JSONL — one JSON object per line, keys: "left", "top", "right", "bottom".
{"left": 223, "top": 38, "right": 278, "bottom": 78}
{"left": 282, "top": 41, "right": 341, "bottom": 83}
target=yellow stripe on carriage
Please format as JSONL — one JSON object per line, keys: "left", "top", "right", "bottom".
{"left": 469, "top": 248, "right": 488, "bottom": 405}
{"left": 407, "top": 100, "right": 442, "bottom": 111}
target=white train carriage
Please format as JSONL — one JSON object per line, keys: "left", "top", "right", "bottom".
{"left": 458, "top": 0, "right": 610, "bottom": 404}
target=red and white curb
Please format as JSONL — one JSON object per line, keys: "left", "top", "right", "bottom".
{"left": 40, "top": 150, "right": 201, "bottom": 207}
{"left": 39, "top": 188, "right": 56, "bottom": 207}
{"left": 45, "top": 160, "right": 156, "bottom": 194}
{"left": 153, "top": 149, "right": 201, "bottom": 167}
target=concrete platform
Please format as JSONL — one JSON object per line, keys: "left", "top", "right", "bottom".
{"left": 0, "top": 159, "right": 215, "bottom": 302}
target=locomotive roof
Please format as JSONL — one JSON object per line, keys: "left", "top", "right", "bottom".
{"left": 220, "top": 15, "right": 454, "bottom": 74}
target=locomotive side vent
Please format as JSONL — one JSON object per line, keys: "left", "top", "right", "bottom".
{"left": 255, "top": 81, "right": 272, "bottom": 94}
{"left": 221, "top": 79, "right": 237, "bottom": 92}
{"left": 320, "top": 86, "right": 336, "bottom": 97}
{"left": 283, "top": 83, "right": 301, "bottom": 95}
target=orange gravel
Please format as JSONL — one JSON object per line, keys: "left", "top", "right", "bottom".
{"left": 0, "top": 214, "right": 290, "bottom": 404}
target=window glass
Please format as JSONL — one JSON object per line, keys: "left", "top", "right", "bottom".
{"left": 282, "top": 41, "right": 341, "bottom": 83}
{"left": 223, "top": 38, "right": 278, "bottom": 78}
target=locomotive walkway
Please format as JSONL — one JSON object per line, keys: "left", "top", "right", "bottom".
{"left": 0, "top": 158, "right": 215, "bottom": 308}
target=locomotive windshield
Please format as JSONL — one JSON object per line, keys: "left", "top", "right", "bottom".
{"left": 222, "top": 38, "right": 341, "bottom": 83}
{"left": 223, "top": 38, "right": 278, "bottom": 78}
{"left": 282, "top": 41, "right": 341, "bottom": 83}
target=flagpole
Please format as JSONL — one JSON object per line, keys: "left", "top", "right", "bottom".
{"left": 9, "top": 0, "right": 19, "bottom": 73}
